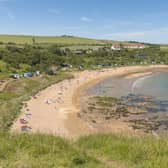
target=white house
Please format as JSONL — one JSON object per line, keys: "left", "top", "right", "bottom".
{"left": 111, "top": 45, "right": 122, "bottom": 51}
{"left": 123, "top": 44, "right": 145, "bottom": 49}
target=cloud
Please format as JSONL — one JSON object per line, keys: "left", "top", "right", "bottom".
{"left": 81, "top": 16, "right": 93, "bottom": 22}
{"left": 48, "top": 9, "right": 60, "bottom": 14}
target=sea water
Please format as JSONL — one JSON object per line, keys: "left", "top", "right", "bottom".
{"left": 132, "top": 72, "right": 168, "bottom": 100}
{"left": 86, "top": 72, "right": 168, "bottom": 135}
{"left": 87, "top": 72, "right": 168, "bottom": 101}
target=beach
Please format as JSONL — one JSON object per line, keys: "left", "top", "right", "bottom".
{"left": 11, "top": 65, "right": 168, "bottom": 139}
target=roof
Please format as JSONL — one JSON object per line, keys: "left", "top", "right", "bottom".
{"left": 111, "top": 44, "right": 121, "bottom": 48}
{"left": 124, "top": 44, "right": 145, "bottom": 47}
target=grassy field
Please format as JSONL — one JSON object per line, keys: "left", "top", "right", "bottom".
{"left": 160, "top": 45, "right": 168, "bottom": 51}
{"left": 0, "top": 133, "right": 167, "bottom": 168}
{"left": 0, "top": 72, "right": 73, "bottom": 131}
{"left": 0, "top": 35, "right": 105, "bottom": 45}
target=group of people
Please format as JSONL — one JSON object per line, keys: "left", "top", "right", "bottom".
{"left": 20, "top": 105, "right": 32, "bottom": 132}
{"left": 18, "top": 70, "right": 105, "bottom": 133}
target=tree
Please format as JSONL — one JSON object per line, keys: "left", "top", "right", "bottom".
{"left": 32, "top": 38, "right": 36, "bottom": 44}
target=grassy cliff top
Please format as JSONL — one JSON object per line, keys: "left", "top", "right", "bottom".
{"left": 0, "top": 133, "right": 168, "bottom": 168}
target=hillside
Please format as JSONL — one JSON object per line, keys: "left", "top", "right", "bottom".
{"left": 0, "top": 35, "right": 106, "bottom": 45}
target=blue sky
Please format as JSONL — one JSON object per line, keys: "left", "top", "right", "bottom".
{"left": 1, "top": 0, "right": 168, "bottom": 43}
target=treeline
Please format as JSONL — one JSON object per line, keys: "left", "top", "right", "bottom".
{"left": 0, "top": 44, "right": 167, "bottom": 74}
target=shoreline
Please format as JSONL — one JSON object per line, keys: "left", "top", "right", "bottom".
{"left": 11, "top": 65, "right": 168, "bottom": 139}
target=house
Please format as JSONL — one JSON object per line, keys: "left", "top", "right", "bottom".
{"left": 111, "top": 44, "right": 122, "bottom": 51}
{"left": 123, "top": 44, "right": 145, "bottom": 49}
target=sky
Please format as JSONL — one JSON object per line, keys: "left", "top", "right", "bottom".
{"left": 1, "top": 0, "right": 168, "bottom": 43}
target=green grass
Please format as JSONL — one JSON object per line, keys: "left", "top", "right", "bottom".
{"left": 61, "top": 45, "right": 104, "bottom": 50}
{"left": 0, "top": 72, "right": 73, "bottom": 131}
{"left": 76, "top": 134, "right": 168, "bottom": 168}
{"left": 0, "top": 133, "right": 167, "bottom": 168}
{"left": 160, "top": 45, "right": 168, "bottom": 51}
{"left": 0, "top": 133, "right": 105, "bottom": 168}
{"left": 0, "top": 35, "right": 105, "bottom": 45}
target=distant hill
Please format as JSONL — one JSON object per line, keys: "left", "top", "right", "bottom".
{"left": 0, "top": 34, "right": 148, "bottom": 46}
{"left": 0, "top": 35, "right": 106, "bottom": 45}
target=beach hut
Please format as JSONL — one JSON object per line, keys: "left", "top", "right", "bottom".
{"left": 137, "top": 54, "right": 147, "bottom": 59}
{"left": 49, "top": 65, "right": 59, "bottom": 75}
{"left": 23, "top": 72, "right": 33, "bottom": 78}
{"left": 12, "top": 74, "right": 20, "bottom": 79}
{"left": 74, "top": 50, "right": 85, "bottom": 55}
{"left": 35, "top": 71, "right": 40, "bottom": 76}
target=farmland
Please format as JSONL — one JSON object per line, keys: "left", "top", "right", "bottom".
{"left": 0, "top": 35, "right": 106, "bottom": 45}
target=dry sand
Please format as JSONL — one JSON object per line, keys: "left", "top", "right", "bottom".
{"left": 11, "top": 65, "right": 168, "bottom": 139}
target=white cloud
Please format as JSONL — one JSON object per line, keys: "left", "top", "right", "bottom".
{"left": 81, "top": 16, "right": 93, "bottom": 22}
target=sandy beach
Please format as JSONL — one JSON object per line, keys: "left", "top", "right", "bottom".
{"left": 11, "top": 65, "right": 168, "bottom": 139}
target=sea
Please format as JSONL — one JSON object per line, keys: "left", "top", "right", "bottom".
{"left": 86, "top": 71, "right": 168, "bottom": 136}
{"left": 87, "top": 72, "right": 168, "bottom": 101}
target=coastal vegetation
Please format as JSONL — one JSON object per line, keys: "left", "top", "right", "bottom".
{"left": 0, "top": 40, "right": 166, "bottom": 79}
{"left": 0, "top": 132, "right": 168, "bottom": 168}
{"left": 0, "top": 72, "right": 73, "bottom": 131}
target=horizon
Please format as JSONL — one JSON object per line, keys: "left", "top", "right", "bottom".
{"left": 1, "top": 0, "right": 168, "bottom": 43}
{"left": 0, "top": 34, "right": 164, "bottom": 45}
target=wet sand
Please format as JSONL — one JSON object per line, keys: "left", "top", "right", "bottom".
{"left": 11, "top": 65, "right": 168, "bottom": 139}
